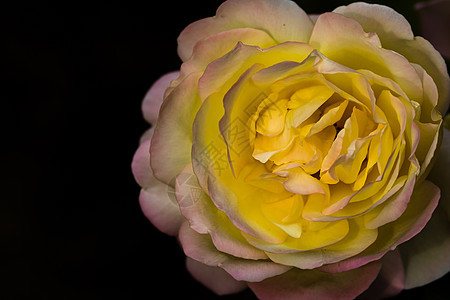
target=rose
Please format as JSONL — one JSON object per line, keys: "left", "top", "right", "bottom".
{"left": 132, "top": 1, "right": 450, "bottom": 299}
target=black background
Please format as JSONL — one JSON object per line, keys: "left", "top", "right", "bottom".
{"left": 2, "top": 0, "right": 448, "bottom": 299}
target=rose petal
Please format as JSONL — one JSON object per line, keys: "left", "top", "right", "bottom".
{"left": 185, "top": 258, "right": 247, "bottom": 296}
{"left": 309, "top": 12, "right": 422, "bottom": 100}
{"left": 139, "top": 184, "right": 183, "bottom": 237}
{"left": 131, "top": 133, "right": 156, "bottom": 188}
{"left": 150, "top": 72, "right": 202, "bottom": 185}
{"left": 332, "top": 1, "right": 450, "bottom": 115}
{"left": 359, "top": 249, "right": 404, "bottom": 299}
{"left": 198, "top": 41, "right": 313, "bottom": 101}
{"left": 389, "top": 39, "right": 450, "bottom": 116}
{"left": 176, "top": 164, "right": 267, "bottom": 260}
{"left": 415, "top": 120, "right": 441, "bottom": 180}
{"left": 319, "top": 180, "right": 440, "bottom": 273}
{"left": 179, "top": 222, "right": 291, "bottom": 282}
{"left": 172, "top": 27, "right": 276, "bottom": 91}
{"left": 177, "top": 0, "right": 313, "bottom": 61}
{"left": 333, "top": 2, "right": 414, "bottom": 43}
{"left": 411, "top": 63, "right": 440, "bottom": 123}
{"left": 142, "top": 71, "right": 179, "bottom": 124}
{"left": 264, "top": 218, "right": 377, "bottom": 270}
{"left": 248, "top": 261, "right": 382, "bottom": 300}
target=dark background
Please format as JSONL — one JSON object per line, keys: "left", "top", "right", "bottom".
{"left": 2, "top": 0, "right": 448, "bottom": 299}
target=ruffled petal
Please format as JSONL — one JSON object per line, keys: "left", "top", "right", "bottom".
{"left": 173, "top": 27, "right": 276, "bottom": 90}
{"left": 248, "top": 261, "right": 381, "bottom": 300}
{"left": 265, "top": 218, "right": 377, "bottom": 270}
{"left": 177, "top": 0, "right": 313, "bottom": 61}
{"left": 133, "top": 132, "right": 184, "bottom": 236}
{"left": 142, "top": 71, "right": 179, "bottom": 124}
{"left": 179, "top": 222, "right": 291, "bottom": 283}
{"left": 185, "top": 258, "right": 247, "bottom": 296}
{"left": 319, "top": 180, "right": 440, "bottom": 273}
{"left": 150, "top": 72, "right": 202, "bottom": 185}
{"left": 176, "top": 164, "right": 267, "bottom": 260}
{"left": 332, "top": 1, "right": 450, "bottom": 115}
{"left": 333, "top": 2, "right": 414, "bottom": 45}
{"left": 309, "top": 12, "right": 422, "bottom": 100}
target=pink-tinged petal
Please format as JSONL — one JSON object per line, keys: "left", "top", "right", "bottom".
{"left": 248, "top": 261, "right": 382, "bottom": 300}
{"left": 185, "top": 258, "right": 247, "bottom": 296}
{"left": 333, "top": 2, "right": 414, "bottom": 43}
{"left": 309, "top": 12, "right": 422, "bottom": 100}
{"left": 364, "top": 170, "right": 416, "bottom": 229}
{"left": 177, "top": 0, "right": 313, "bottom": 61}
{"left": 176, "top": 164, "right": 267, "bottom": 260}
{"left": 141, "top": 71, "right": 179, "bottom": 125}
{"left": 359, "top": 250, "right": 404, "bottom": 299}
{"left": 399, "top": 205, "right": 450, "bottom": 289}
{"left": 178, "top": 222, "right": 291, "bottom": 282}
{"left": 132, "top": 132, "right": 156, "bottom": 189}
{"left": 416, "top": 0, "right": 450, "bottom": 59}
{"left": 139, "top": 183, "right": 183, "bottom": 237}
{"left": 138, "top": 127, "right": 153, "bottom": 144}
{"left": 133, "top": 128, "right": 184, "bottom": 236}
{"left": 319, "top": 180, "right": 440, "bottom": 273}
{"left": 150, "top": 72, "right": 202, "bottom": 185}
{"left": 428, "top": 128, "right": 450, "bottom": 220}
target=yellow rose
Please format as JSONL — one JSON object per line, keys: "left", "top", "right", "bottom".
{"left": 132, "top": 1, "right": 450, "bottom": 298}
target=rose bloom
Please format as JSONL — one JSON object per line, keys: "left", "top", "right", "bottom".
{"left": 132, "top": 0, "right": 450, "bottom": 299}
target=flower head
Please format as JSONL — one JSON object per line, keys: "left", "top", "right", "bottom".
{"left": 132, "top": 1, "right": 450, "bottom": 298}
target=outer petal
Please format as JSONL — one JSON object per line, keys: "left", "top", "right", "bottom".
{"left": 186, "top": 258, "right": 247, "bottom": 296}
{"left": 141, "top": 71, "right": 179, "bottom": 124}
{"left": 132, "top": 133, "right": 184, "bottom": 236}
{"left": 179, "top": 222, "right": 291, "bottom": 283}
{"left": 333, "top": 2, "right": 414, "bottom": 45}
{"left": 150, "top": 72, "right": 202, "bottom": 185}
{"left": 332, "top": 2, "right": 450, "bottom": 115}
{"left": 248, "top": 261, "right": 382, "bottom": 300}
{"left": 359, "top": 249, "right": 404, "bottom": 299}
{"left": 139, "top": 186, "right": 183, "bottom": 237}
{"left": 177, "top": 0, "right": 313, "bottom": 61}
{"left": 131, "top": 134, "right": 157, "bottom": 189}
